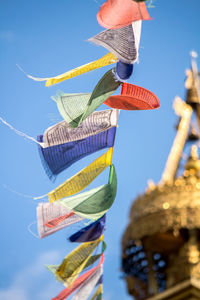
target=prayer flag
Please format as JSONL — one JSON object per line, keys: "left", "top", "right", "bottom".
{"left": 46, "top": 53, "right": 117, "bottom": 86}
{"left": 37, "top": 202, "right": 83, "bottom": 238}
{"left": 104, "top": 83, "right": 160, "bottom": 110}
{"left": 54, "top": 70, "right": 121, "bottom": 127}
{"left": 55, "top": 236, "right": 103, "bottom": 286}
{"left": 48, "top": 148, "right": 113, "bottom": 202}
{"left": 37, "top": 125, "right": 117, "bottom": 181}
{"left": 42, "top": 109, "right": 118, "bottom": 148}
{"left": 18, "top": 53, "right": 117, "bottom": 86}
{"left": 89, "top": 25, "right": 137, "bottom": 64}
{"left": 97, "top": 0, "right": 150, "bottom": 29}
{"left": 69, "top": 215, "right": 106, "bottom": 243}
{"left": 47, "top": 244, "right": 106, "bottom": 281}
{"left": 58, "top": 164, "right": 117, "bottom": 221}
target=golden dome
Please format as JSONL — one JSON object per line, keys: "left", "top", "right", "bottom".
{"left": 122, "top": 147, "right": 200, "bottom": 299}
{"left": 122, "top": 148, "right": 200, "bottom": 249}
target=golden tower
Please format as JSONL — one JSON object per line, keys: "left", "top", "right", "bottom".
{"left": 122, "top": 52, "right": 200, "bottom": 300}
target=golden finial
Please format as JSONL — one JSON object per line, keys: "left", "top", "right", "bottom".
{"left": 184, "top": 145, "right": 200, "bottom": 176}
{"left": 161, "top": 97, "right": 192, "bottom": 183}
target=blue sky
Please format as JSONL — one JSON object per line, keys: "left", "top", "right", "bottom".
{"left": 0, "top": 0, "right": 200, "bottom": 299}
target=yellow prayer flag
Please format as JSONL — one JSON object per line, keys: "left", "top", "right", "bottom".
{"left": 56, "top": 235, "right": 103, "bottom": 286}
{"left": 48, "top": 148, "right": 113, "bottom": 202}
{"left": 45, "top": 52, "right": 117, "bottom": 86}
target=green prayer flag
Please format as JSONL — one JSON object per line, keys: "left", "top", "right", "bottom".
{"left": 58, "top": 165, "right": 117, "bottom": 221}
{"left": 54, "top": 69, "right": 121, "bottom": 128}
{"left": 55, "top": 93, "right": 91, "bottom": 128}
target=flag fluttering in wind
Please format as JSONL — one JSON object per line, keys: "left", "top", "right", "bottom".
{"left": 97, "top": 0, "right": 150, "bottom": 29}
{"left": 37, "top": 202, "right": 84, "bottom": 238}
{"left": 54, "top": 70, "right": 121, "bottom": 128}
{"left": 48, "top": 148, "right": 113, "bottom": 202}
{"left": 18, "top": 52, "right": 117, "bottom": 86}
{"left": 58, "top": 164, "right": 117, "bottom": 221}
{"left": 37, "top": 125, "right": 117, "bottom": 181}
{"left": 42, "top": 110, "right": 119, "bottom": 147}
{"left": 47, "top": 235, "right": 104, "bottom": 286}
{"left": 89, "top": 25, "right": 137, "bottom": 64}
{"left": 69, "top": 215, "right": 106, "bottom": 243}
{"left": 105, "top": 82, "right": 160, "bottom": 110}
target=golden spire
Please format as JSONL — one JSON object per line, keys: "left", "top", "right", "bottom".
{"left": 186, "top": 51, "right": 200, "bottom": 104}
{"left": 160, "top": 97, "right": 192, "bottom": 183}
{"left": 161, "top": 52, "right": 200, "bottom": 184}
{"left": 185, "top": 68, "right": 199, "bottom": 104}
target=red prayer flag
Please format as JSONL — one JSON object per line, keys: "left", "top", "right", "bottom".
{"left": 97, "top": 0, "right": 151, "bottom": 29}
{"left": 104, "top": 83, "right": 160, "bottom": 110}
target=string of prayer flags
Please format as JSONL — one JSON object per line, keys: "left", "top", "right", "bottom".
{"left": 115, "top": 61, "right": 134, "bottom": 81}
{"left": 42, "top": 109, "right": 119, "bottom": 147}
{"left": 37, "top": 126, "right": 117, "bottom": 181}
{"left": 58, "top": 164, "right": 117, "bottom": 221}
{"left": 48, "top": 148, "right": 113, "bottom": 203}
{"left": 54, "top": 70, "right": 121, "bottom": 128}
{"left": 89, "top": 25, "right": 137, "bottom": 64}
{"left": 71, "top": 265, "right": 103, "bottom": 300}
{"left": 51, "top": 255, "right": 104, "bottom": 300}
{"left": 4, "top": 0, "right": 158, "bottom": 298}
{"left": 69, "top": 215, "right": 106, "bottom": 243}
{"left": 53, "top": 235, "right": 103, "bottom": 286}
{"left": 90, "top": 284, "right": 103, "bottom": 300}
{"left": 37, "top": 202, "right": 84, "bottom": 238}
{"left": 104, "top": 82, "right": 160, "bottom": 110}
{"left": 97, "top": 0, "right": 150, "bottom": 29}
{"left": 19, "top": 52, "right": 117, "bottom": 87}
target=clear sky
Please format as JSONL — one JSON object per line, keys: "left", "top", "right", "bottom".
{"left": 0, "top": 0, "right": 200, "bottom": 299}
